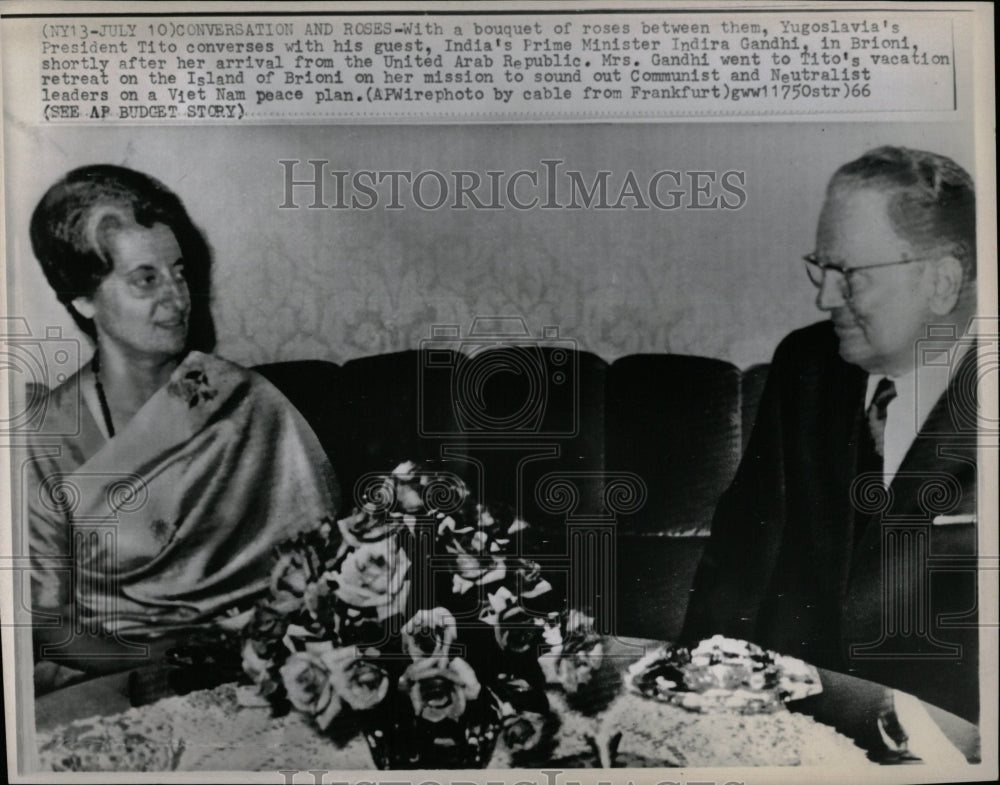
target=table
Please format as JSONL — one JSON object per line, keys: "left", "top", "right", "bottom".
{"left": 33, "top": 637, "right": 979, "bottom": 771}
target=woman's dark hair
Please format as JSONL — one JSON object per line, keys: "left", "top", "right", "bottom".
{"left": 29, "top": 164, "right": 215, "bottom": 350}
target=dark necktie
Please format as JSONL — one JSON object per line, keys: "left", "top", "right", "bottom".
{"left": 854, "top": 377, "right": 897, "bottom": 549}
{"left": 867, "top": 377, "right": 897, "bottom": 463}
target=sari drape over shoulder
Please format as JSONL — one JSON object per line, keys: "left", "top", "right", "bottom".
{"left": 27, "top": 352, "right": 339, "bottom": 638}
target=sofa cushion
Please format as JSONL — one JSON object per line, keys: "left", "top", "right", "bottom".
{"left": 253, "top": 359, "right": 343, "bottom": 462}
{"left": 333, "top": 349, "right": 469, "bottom": 505}
{"left": 740, "top": 363, "right": 770, "bottom": 453}
{"left": 605, "top": 355, "right": 742, "bottom": 535}
{"left": 615, "top": 534, "right": 707, "bottom": 641}
{"left": 448, "top": 345, "right": 609, "bottom": 516}
{"left": 255, "top": 351, "right": 755, "bottom": 642}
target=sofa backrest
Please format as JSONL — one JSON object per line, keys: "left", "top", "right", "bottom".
{"left": 441, "top": 346, "right": 610, "bottom": 554}
{"left": 253, "top": 359, "right": 343, "bottom": 460}
{"left": 740, "top": 363, "right": 771, "bottom": 453}
{"left": 255, "top": 351, "right": 769, "bottom": 533}
{"left": 605, "top": 354, "right": 743, "bottom": 535}
{"left": 255, "top": 350, "right": 771, "bottom": 640}
{"left": 332, "top": 349, "right": 467, "bottom": 506}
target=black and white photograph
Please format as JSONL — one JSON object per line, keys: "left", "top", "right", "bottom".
{"left": 1, "top": 2, "right": 996, "bottom": 782}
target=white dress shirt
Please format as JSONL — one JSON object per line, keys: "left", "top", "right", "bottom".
{"left": 866, "top": 342, "right": 970, "bottom": 486}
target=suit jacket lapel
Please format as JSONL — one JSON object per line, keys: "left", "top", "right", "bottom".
{"left": 830, "top": 360, "right": 868, "bottom": 601}
{"left": 892, "top": 340, "right": 977, "bottom": 489}
{"left": 853, "top": 341, "right": 978, "bottom": 555}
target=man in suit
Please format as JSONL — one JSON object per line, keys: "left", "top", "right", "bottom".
{"left": 682, "top": 146, "right": 980, "bottom": 727}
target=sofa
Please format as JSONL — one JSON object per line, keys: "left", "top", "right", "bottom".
{"left": 255, "top": 346, "right": 769, "bottom": 643}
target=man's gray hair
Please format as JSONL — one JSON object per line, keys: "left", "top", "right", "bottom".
{"left": 830, "top": 146, "right": 976, "bottom": 282}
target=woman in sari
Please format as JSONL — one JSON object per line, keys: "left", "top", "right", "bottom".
{"left": 26, "top": 165, "right": 340, "bottom": 690}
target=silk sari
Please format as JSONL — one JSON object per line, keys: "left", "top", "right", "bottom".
{"left": 27, "top": 352, "right": 339, "bottom": 640}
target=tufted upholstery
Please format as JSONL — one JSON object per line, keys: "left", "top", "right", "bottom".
{"left": 254, "top": 349, "right": 768, "bottom": 640}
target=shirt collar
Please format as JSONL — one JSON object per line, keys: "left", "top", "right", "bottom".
{"left": 865, "top": 339, "right": 971, "bottom": 427}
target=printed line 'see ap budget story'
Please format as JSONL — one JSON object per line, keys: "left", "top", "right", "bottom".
{"left": 29, "top": 12, "right": 961, "bottom": 122}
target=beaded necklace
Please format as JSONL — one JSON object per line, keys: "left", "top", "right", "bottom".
{"left": 91, "top": 351, "right": 116, "bottom": 438}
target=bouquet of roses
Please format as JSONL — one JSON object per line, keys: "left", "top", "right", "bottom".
{"left": 240, "top": 460, "right": 604, "bottom": 768}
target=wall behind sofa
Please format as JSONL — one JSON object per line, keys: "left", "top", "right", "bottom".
{"left": 7, "top": 121, "right": 973, "bottom": 374}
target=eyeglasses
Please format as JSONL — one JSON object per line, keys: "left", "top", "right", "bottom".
{"left": 803, "top": 253, "right": 935, "bottom": 300}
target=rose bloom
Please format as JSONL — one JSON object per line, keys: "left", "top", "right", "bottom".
{"left": 337, "top": 508, "right": 401, "bottom": 549}
{"left": 438, "top": 502, "right": 508, "bottom": 555}
{"left": 332, "top": 540, "right": 411, "bottom": 620}
{"left": 502, "top": 711, "right": 547, "bottom": 751}
{"left": 564, "top": 608, "right": 597, "bottom": 636}
{"left": 323, "top": 645, "right": 390, "bottom": 711}
{"left": 399, "top": 657, "right": 481, "bottom": 723}
{"left": 270, "top": 549, "right": 316, "bottom": 613}
{"left": 278, "top": 650, "right": 342, "bottom": 729}
{"left": 454, "top": 551, "right": 506, "bottom": 580}
{"left": 556, "top": 639, "right": 604, "bottom": 693}
{"left": 451, "top": 553, "right": 506, "bottom": 595}
{"left": 402, "top": 608, "right": 457, "bottom": 660}
{"left": 393, "top": 461, "right": 470, "bottom": 515}
{"left": 246, "top": 603, "right": 290, "bottom": 650}
{"left": 306, "top": 577, "right": 336, "bottom": 618}
{"left": 495, "top": 605, "right": 543, "bottom": 654}
{"left": 394, "top": 480, "right": 424, "bottom": 513}
{"left": 391, "top": 460, "right": 425, "bottom": 512}
{"left": 241, "top": 639, "right": 278, "bottom": 695}
{"left": 512, "top": 558, "right": 553, "bottom": 599}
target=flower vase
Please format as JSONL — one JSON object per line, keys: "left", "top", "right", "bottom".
{"left": 363, "top": 688, "right": 504, "bottom": 769}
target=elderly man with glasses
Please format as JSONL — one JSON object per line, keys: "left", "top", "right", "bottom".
{"left": 682, "top": 146, "right": 981, "bottom": 742}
